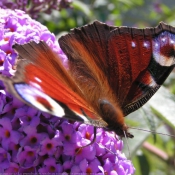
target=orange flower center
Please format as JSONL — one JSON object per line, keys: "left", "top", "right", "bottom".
{"left": 46, "top": 143, "right": 53, "bottom": 150}
{"left": 85, "top": 132, "right": 91, "bottom": 140}
{"left": 27, "top": 151, "right": 34, "bottom": 156}
{"left": 5, "top": 130, "right": 10, "bottom": 138}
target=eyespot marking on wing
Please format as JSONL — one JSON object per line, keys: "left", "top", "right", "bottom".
{"left": 14, "top": 83, "right": 92, "bottom": 123}
{"left": 14, "top": 83, "right": 65, "bottom": 117}
{"left": 153, "top": 31, "right": 175, "bottom": 66}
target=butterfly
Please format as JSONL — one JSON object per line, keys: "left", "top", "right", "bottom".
{"left": 0, "top": 21, "right": 175, "bottom": 138}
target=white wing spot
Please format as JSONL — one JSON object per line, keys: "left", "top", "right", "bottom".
{"left": 131, "top": 41, "right": 136, "bottom": 47}
{"left": 35, "top": 77, "right": 42, "bottom": 82}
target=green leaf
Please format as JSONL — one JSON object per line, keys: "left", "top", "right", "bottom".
{"left": 148, "top": 86, "right": 175, "bottom": 129}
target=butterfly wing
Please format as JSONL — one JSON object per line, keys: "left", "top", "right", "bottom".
{"left": 59, "top": 21, "right": 175, "bottom": 116}
{"left": 0, "top": 41, "right": 107, "bottom": 127}
{"left": 107, "top": 22, "right": 175, "bottom": 115}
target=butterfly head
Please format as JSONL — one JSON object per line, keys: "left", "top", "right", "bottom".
{"left": 99, "top": 99, "right": 134, "bottom": 138}
{"left": 107, "top": 123, "right": 134, "bottom": 138}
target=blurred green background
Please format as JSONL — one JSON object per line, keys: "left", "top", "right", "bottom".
{"left": 39, "top": 0, "right": 175, "bottom": 33}
{"left": 37, "top": 0, "right": 175, "bottom": 174}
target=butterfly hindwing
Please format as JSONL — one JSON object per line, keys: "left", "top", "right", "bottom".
{"left": 107, "top": 22, "right": 175, "bottom": 115}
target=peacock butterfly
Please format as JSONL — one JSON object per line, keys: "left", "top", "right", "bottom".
{"left": 0, "top": 21, "right": 175, "bottom": 138}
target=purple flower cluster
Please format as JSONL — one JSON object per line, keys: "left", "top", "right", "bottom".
{"left": 0, "top": 0, "right": 72, "bottom": 19}
{"left": 0, "top": 8, "right": 135, "bottom": 174}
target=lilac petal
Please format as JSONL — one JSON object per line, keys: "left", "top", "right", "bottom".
{"left": 110, "top": 170, "right": 119, "bottom": 175}
{"left": 63, "top": 160, "right": 73, "bottom": 171}
{"left": 38, "top": 157, "right": 60, "bottom": 173}
{"left": 53, "top": 130, "right": 64, "bottom": 145}
{"left": 1, "top": 130, "right": 21, "bottom": 149}
{"left": 79, "top": 159, "right": 88, "bottom": 172}
{"left": 20, "top": 126, "right": 47, "bottom": 148}
{"left": 2, "top": 56, "right": 13, "bottom": 76}
{"left": 115, "top": 164, "right": 126, "bottom": 175}
{"left": 78, "top": 124, "right": 95, "bottom": 141}
{"left": 95, "top": 142, "right": 106, "bottom": 156}
{"left": 3, "top": 96, "right": 23, "bottom": 114}
{"left": 17, "top": 146, "right": 37, "bottom": 168}
{"left": 18, "top": 167, "right": 36, "bottom": 173}
{"left": 4, "top": 15, "right": 18, "bottom": 32}
{"left": 61, "top": 121, "right": 77, "bottom": 143}
{"left": 0, "top": 50, "right": 6, "bottom": 66}
{"left": 0, "top": 117, "right": 12, "bottom": 130}
{"left": 40, "top": 32, "right": 55, "bottom": 42}
{"left": 4, "top": 162, "right": 19, "bottom": 173}
{"left": 119, "top": 160, "right": 135, "bottom": 174}
{"left": 8, "top": 142, "right": 21, "bottom": 162}
{"left": 71, "top": 165, "right": 81, "bottom": 173}
{"left": 0, "top": 118, "right": 21, "bottom": 150}
{"left": 89, "top": 158, "right": 101, "bottom": 172}
{"left": 16, "top": 106, "right": 40, "bottom": 127}
{"left": 0, "top": 147, "right": 11, "bottom": 169}
{"left": 39, "top": 137, "right": 60, "bottom": 156}
{"left": 75, "top": 144, "right": 96, "bottom": 163}
{"left": 63, "top": 142, "right": 77, "bottom": 156}
{"left": 103, "top": 158, "right": 113, "bottom": 172}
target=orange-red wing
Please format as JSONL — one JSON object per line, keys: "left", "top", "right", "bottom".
{"left": 0, "top": 41, "right": 107, "bottom": 127}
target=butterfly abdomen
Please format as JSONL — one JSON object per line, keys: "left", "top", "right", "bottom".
{"left": 98, "top": 99, "right": 133, "bottom": 138}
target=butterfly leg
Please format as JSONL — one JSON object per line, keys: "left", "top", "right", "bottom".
{"left": 75, "top": 126, "right": 97, "bottom": 155}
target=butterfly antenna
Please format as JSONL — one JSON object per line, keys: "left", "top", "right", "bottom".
{"left": 96, "top": 142, "right": 115, "bottom": 154}
{"left": 123, "top": 130, "right": 131, "bottom": 159}
{"left": 129, "top": 127, "right": 175, "bottom": 138}
{"left": 95, "top": 130, "right": 118, "bottom": 155}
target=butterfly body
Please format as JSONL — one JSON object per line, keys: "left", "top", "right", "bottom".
{"left": 1, "top": 21, "right": 175, "bottom": 138}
